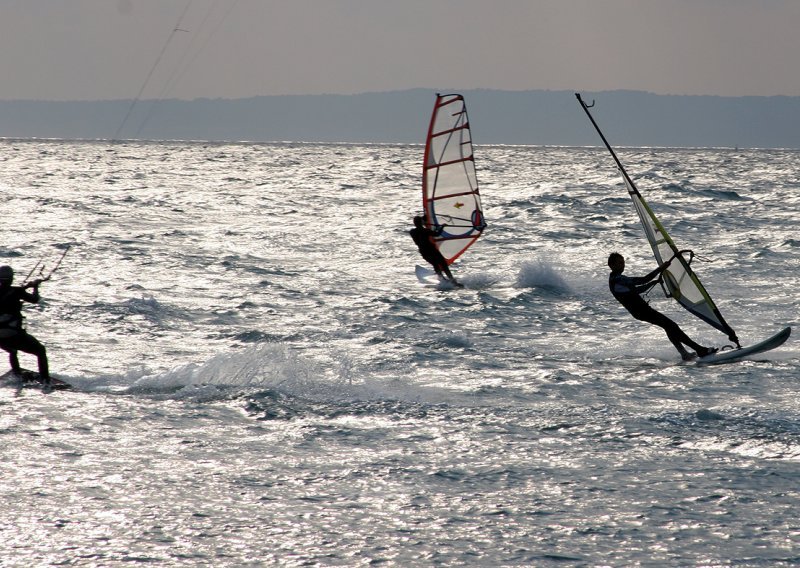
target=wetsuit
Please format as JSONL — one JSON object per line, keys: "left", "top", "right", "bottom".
{"left": 609, "top": 266, "right": 706, "bottom": 357}
{"left": 411, "top": 226, "right": 445, "bottom": 266}
{"left": 410, "top": 224, "right": 456, "bottom": 282}
{"left": 0, "top": 284, "right": 49, "bottom": 381}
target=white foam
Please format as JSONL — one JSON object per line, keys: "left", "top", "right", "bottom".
{"left": 513, "top": 258, "right": 571, "bottom": 292}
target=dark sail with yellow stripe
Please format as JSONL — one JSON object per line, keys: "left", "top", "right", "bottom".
{"left": 576, "top": 93, "right": 740, "bottom": 347}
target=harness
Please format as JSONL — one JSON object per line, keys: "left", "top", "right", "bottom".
{"left": 0, "top": 288, "right": 23, "bottom": 336}
{"left": 609, "top": 272, "right": 659, "bottom": 315}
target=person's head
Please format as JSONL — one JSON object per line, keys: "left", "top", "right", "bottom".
{"left": 608, "top": 252, "right": 625, "bottom": 272}
{"left": 413, "top": 215, "right": 424, "bottom": 229}
{"left": 0, "top": 265, "right": 13, "bottom": 285}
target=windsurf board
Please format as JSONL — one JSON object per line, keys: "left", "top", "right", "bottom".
{"left": 695, "top": 327, "right": 791, "bottom": 366}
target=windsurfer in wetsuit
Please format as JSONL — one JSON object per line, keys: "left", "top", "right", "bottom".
{"left": 0, "top": 265, "right": 50, "bottom": 384}
{"left": 608, "top": 252, "right": 716, "bottom": 360}
{"left": 410, "top": 215, "right": 461, "bottom": 286}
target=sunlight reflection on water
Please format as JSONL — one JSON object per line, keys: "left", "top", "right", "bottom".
{"left": 0, "top": 141, "right": 798, "bottom": 565}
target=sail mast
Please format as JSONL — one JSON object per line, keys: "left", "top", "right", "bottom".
{"left": 576, "top": 93, "right": 740, "bottom": 346}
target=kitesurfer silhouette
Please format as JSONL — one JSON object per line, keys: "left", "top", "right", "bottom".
{"left": 0, "top": 265, "right": 50, "bottom": 384}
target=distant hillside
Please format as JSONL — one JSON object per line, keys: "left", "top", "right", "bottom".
{"left": 1, "top": 89, "right": 799, "bottom": 148}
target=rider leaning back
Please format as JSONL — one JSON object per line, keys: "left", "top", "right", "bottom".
{"left": 0, "top": 265, "right": 50, "bottom": 384}
{"left": 607, "top": 252, "right": 716, "bottom": 361}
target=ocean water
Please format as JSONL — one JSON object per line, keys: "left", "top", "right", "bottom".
{"left": 0, "top": 139, "right": 798, "bottom": 566}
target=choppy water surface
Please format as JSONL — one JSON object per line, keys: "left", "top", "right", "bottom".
{"left": 0, "top": 140, "right": 798, "bottom": 566}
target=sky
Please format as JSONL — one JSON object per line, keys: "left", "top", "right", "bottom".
{"left": 2, "top": 0, "right": 800, "bottom": 101}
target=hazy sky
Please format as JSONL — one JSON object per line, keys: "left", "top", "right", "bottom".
{"left": 2, "top": 0, "right": 799, "bottom": 101}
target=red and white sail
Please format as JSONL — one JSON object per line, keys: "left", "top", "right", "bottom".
{"left": 422, "top": 94, "right": 486, "bottom": 264}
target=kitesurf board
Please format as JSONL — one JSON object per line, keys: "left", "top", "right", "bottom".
{"left": 695, "top": 327, "right": 791, "bottom": 366}
{"left": 0, "top": 368, "right": 72, "bottom": 390}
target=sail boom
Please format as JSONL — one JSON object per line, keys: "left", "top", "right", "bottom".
{"left": 432, "top": 223, "right": 480, "bottom": 229}
{"left": 434, "top": 234, "right": 480, "bottom": 242}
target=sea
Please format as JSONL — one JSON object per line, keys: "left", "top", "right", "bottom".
{"left": 0, "top": 139, "right": 798, "bottom": 567}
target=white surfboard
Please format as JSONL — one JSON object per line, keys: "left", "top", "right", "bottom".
{"left": 415, "top": 264, "right": 437, "bottom": 283}
{"left": 415, "top": 265, "right": 461, "bottom": 290}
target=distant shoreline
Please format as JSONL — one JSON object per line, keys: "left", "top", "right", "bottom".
{"left": 1, "top": 89, "right": 799, "bottom": 148}
{"left": 2, "top": 138, "right": 794, "bottom": 153}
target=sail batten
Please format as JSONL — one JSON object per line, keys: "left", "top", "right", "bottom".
{"left": 422, "top": 94, "right": 486, "bottom": 265}
{"left": 429, "top": 190, "right": 478, "bottom": 201}
{"left": 425, "top": 157, "right": 475, "bottom": 171}
{"left": 576, "top": 93, "right": 739, "bottom": 346}
{"left": 431, "top": 124, "right": 470, "bottom": 138}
